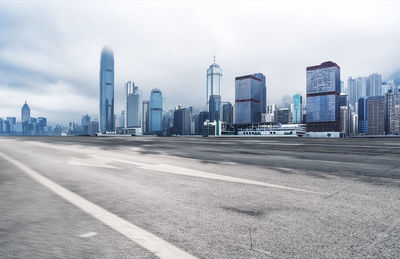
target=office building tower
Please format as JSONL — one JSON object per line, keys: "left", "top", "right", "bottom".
{"left": 21, "top": 101, "right": 30, "bottom": 122}
{"left": 99, "top": 47, "right": 114, "bottom": 133}
{"left": 174, "top": 105, "right": 190, "bottom": 135}
{"left": 357, "top": 77, "right": 368, "bottom": 99}
{"left": 162, "top": 109, "right": 174, "bottom": 135}
{"left": 81, "top": 115, "right": 90, "bottom": 135}
{"left": 142, "top": 101, "right": 149, "bottom": 134}
{"left": 367, "top": 96, "right": 385, "bottom": 135}
{"left": 149, "top": 89, "right": 163, "bottom": 133}
{"left": 235, "top": 74, "right": 262, "bottom": 124}
{"left": 368, "top": 73, "right": 382, "bottom": 97}
{"left": 206, "top": 57, "right": 222, "bottom": 110}
{"left": 358, "top": 97, "right": 368, "bottom": 134}
{"left": 385, "top": 91, "right": 400, "bottom": 134}
{"left": 252, "top": 73, "right": 267, "bottom": 113}
{"left": 306, "top": 61, "right": 341, "bottom": 132}
{"left": 292, "top": 94, "right": 303, "bottom": 123}
{"left": 348, "top": 77, "right": 357, "bottom": 107}
{"left": 222, "top": 102, "right": 233, "bottom": 123}
{"left": 125, "top": 81, "right": 141, "bottom": 128}
{"left": 209, "top": 95, "right": 221, "bottom": 122}
{"left": 340, "top": 106, "right": 348, "bottom": 134}
{"left": 37, "top": 117, "right": 47, "bottom": 135}
{"left": 6, "top": 117, "right": 16, "bottom": 133}
{"left": 119, "top": 111, "right": 125, "bottom": 128}
{"left": 0, "top": 118, "right": 3, "bottom": 133}
{"left": 197, "top": 111, "right": 209, "bottom": 135}
{"left": 276, "top": 108, "right": 290, "bottom": 124}
{"left": 88, "top": 121, "right": 99, "bottom": 136}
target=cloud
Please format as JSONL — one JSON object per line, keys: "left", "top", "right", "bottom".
{"left": 0, "top": 0, "right": 400, "bottom": 124}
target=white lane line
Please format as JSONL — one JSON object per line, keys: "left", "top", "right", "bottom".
{"left": 79, "top": 232, "right": 98, "bottom": 238}
{"left": 0, "top": 152, "right": 196, "bottom": 259}
{"left": 110, "top": 158, "right": 320, "bottom": 194}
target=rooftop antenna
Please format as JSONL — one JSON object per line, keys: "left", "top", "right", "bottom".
{"left": 213, "top": 55, "right": 216, "bottom": 64}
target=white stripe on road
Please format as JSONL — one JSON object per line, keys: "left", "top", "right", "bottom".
{"left": 110, "top": 158, "right": 319, "bottom": 194}
{"left": 0, "top": 152, "right": 196, "bottom": 259}
{"left": 79, "top": 232, "right": 98, "bottom": 238}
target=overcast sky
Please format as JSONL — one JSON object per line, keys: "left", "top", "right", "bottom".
{"left": 0, "top": 0, "right": 399, "bottom": 124}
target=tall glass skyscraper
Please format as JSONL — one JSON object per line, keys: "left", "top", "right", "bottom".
{"left": 149, "top": 89, "right": 163, "bottom": 133}
{"left": 125, "top": 81, "right": 141, "bottom": 128}
{"left": 99, "top": 47, "right": 114, "bottom": 133}
{"left": 252, "top": 73, "right": 267, "bottom": 114}
{"left": 292, "top": 94, "right": 303, "bottom": 123}
{"left": 235, "top": 74, "right": 262, "bottom": 124}
{"left": 306, "top": 61, "right": 341, "bottom": 132}
{"left": 21, "top": 101, "right": 30, "bottom": 122}
{"left": 206, "top": 58, "right": 222, "bottom": 110}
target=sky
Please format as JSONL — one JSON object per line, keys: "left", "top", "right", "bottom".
{"left": 0, "top": 0, "right": 400, "bottom": 124}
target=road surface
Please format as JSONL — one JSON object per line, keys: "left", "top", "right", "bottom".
{"left": 1, "top": 136, "right": 400, "bottom": 258}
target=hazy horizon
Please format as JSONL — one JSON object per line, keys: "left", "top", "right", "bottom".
{"left": 1, "top": 0, "right": 400, "bottom": 124}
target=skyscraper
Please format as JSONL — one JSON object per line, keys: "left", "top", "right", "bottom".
{"left": 209, "top": 95, "right": 221, "bottom": 122}
{"left": 173, "top": 105, "right": 190, "bottom": 135}
{"left": 358, "top": 97, "right": 368, "bottom": 134}
{"left": 235, "top": 74, "right": 262, "bottom": 124}
{"left": 348, "top": 77, "right": 357, "bottom": 107}
{"left": 125, "top": 81, "right": 141, "bottom": 128}
{"left": 206, "top": 57, "right": 222, "bottom": 110}
{"left": 292, "top": 94, "right": 303, "bottom": 123}
{"left": 81, "top": 115, "right": 90, "bottom": 135}
{"left": 306, "top": 61, "right": 341, "bottom": 132}
{"left": 99, "top": 47, "right": 114, "bottom": 133}
{"left": 252, "top": 73, "right": 267, "bottom": 114}
{"left": 367, "top": 96, "right": 385, "bottom": 135}
{"left": 368, "top": 73, "right": 382, "bottom": 97}
{"left": 149, "top": 89, "right": 163, "bottom": 134}
{"left": 142, "top": 101, "right": 149, "bottom": 134}
{"left": 222, "top": 102, "right": 233, "bottom": 123}
{"left": 21, "top": 101, "right": 30, "bottom": 122}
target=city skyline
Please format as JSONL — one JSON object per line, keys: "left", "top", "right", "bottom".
{"left": 1, "top": 1, "right": 400, "bottom": 124}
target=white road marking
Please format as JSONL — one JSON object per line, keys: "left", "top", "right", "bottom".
{"left": 0, "top": 152, "right": 196, "bottom": 259}
{"left": 69, "top": 156, "right": 122, "bottom": 169}
{"left": 109, "top": 157, "right": 319, "bottom": 194}
{"left": 79, "top": 232, "right": 98, "bottom": 238}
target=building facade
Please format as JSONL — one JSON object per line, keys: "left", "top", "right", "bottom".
{"left": 206, "top": 58, "right": 222, "bottom": 110}
{"left": 367, "top": 96, "right": 385, "bottom": 135}
{"left": 306, "top": 61, "right": 341, "bottom": 132}
{"left": 292, "top": 94, "right": 303, "bottom": 123}
{"left": 252, "top": 73, "right": 267, "bottom": 114}
{"left": 142, "top": 101, "right": 149, "bottom": 134}
{"left": 209, "top": 95, "right": 221, "bottom": 122}
{"left": 149, "top": 89, "right": 163, "bottom": 134}
{"left": 125, "top": 81, "right": 141, "bottom": 128}
{"left": 21, "top": 101, "right": 30, "bottom": 122}
{"left": 222, "top": 102, "right": 233, "bottom": 123}
{"left": 235, "top": 75, "right": 262, "bottom": 124}
{"left": 99, "top": 47, "right": 115, "bottom": 133}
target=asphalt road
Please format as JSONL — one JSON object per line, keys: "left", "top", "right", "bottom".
{"left": 1, "top": 136, "right": 400, "bottom": 258}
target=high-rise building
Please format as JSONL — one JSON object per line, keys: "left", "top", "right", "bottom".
{"left": 358, "top": 97, "right": 368, "bottom": 134}
{"left": 306, "top": 61, "right": 341, "bottom": 132}
{"left": 173, "top": 105, "right": 190, "bottom": 135}
{"left": 125, "top": 81, "right": 141, "bottom": 128}
{"left": 206, "top": 57, "right": 222, "bottom": 110}
{"left": 88, "top": 121, "right": 99, "bottom": 136}
{"left": 119, "top": 111, "right": 125, "bottom": 128}
{"left": 235, "top": 74, "right": 262, "bottom": 124}
{"left": 368, "top": 73, "right": 382, "bottom": 97}
{"left": 276, "top": 108, "right": 290, "bottom": 124}
{"left": 367, "top": 96, "right": 385, "bottom": 135}
{"left": 348, "top": 77, "right": 357, "bottom": 107}
{"left": 99, "top": 47, "right": 114, "bottom": 133}
{"left": 142, "top": 101, "right": 149, "bottom": 134}
{"left": 209, "top": 95, "right": 221, "bottom": 122}
{"left": 222, "top": 102, "right": 233, "bottom": 123}
{"left": 252, "top": 73, "right": 267, "bottom": 114}
{"left": 385, "top": 91, "right": 400, "bottom": 134}
{"left": 197, "top": 111, "right": 209, "bottom": 135}
{"left": 21, "top": 101, "right": 30, "bottom": 122}
{"left": 340, "top": 106, "right": 348, "bottom": 134}
{"left": 81, "top": 115, "right": 90, "bottom": 135}
{"left": 149, "top": 89, "right": 163, "bottom": 134}
{"left": 292, "top": 94, "right": 303, "bottom": 123}
{"left": 37, "top": 117, "right": 47, "bottom": 135}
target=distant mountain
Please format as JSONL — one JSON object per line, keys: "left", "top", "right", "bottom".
{"left": 387, "top": 71, "right": 400, "bottom": 85}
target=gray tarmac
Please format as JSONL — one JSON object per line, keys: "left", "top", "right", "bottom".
{"left": 1, "top": 136, "right": 400, "bottom": 258}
